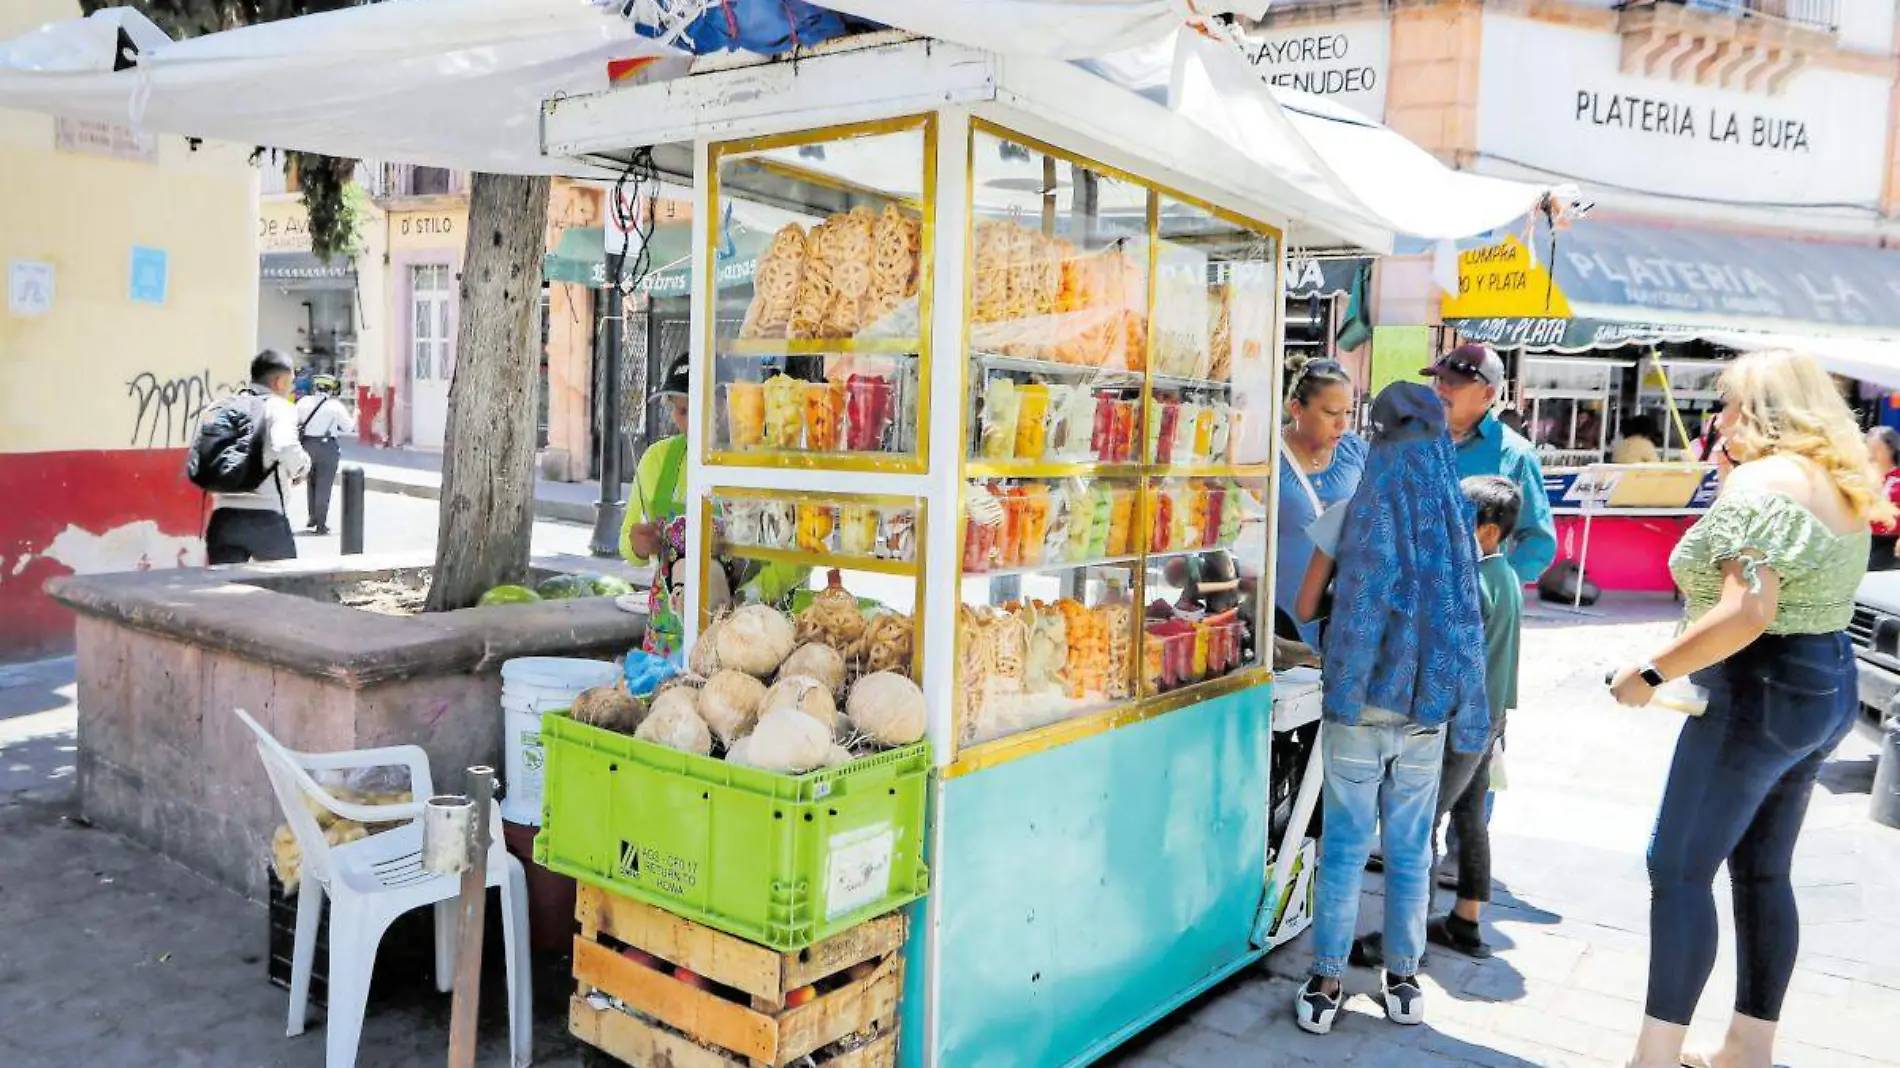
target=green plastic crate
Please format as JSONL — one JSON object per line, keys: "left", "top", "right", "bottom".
{"left": 535, "top": 711, "right": 930, "bottom": 951}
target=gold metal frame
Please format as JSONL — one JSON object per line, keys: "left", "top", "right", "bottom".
{"left": 948, "top": 118, "right": 1287, "bottom": 776}
{"left": 701, "top": 114, "right": 939, "bottom": 476}
{"left": 946, "top": 668, "right": 1272, "bottom": 780}
{"left": 698, "top": 486, "right": 929, "bottom": 686}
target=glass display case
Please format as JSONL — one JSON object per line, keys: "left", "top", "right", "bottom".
{"left": 705, "top": 117, "right": 936, "bottom": 471}
{"left": 702, "top": 487, "right": 925, "bottom": 680}
{"left": 964, "top": 126, "right": 1149, "bottom": 477}
{"left": 691, "top": 118, "right": 1282, "bottom": 763}
{"left": 1638, "top": 359, "right": 1724, "bottom": 459}
{"left": 1521, "top": 356, "right": 1625, "bottom": 468}
{"left": 1139, "top": 476, "right": 1268, "bottom": 696}
{"left": 952, "top": 125, "right": 1280, "bottom": 755}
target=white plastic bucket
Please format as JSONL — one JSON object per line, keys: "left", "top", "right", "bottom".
{"left": 500, "top": 657, "right": 619, "bottom": 826}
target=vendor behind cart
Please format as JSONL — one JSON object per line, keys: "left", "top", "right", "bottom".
{"left": 621, "top": 354, "right": 807, "bottom": 658}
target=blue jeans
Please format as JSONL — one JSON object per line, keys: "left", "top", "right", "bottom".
{"left": 1647, "top": 631, "right": 1857, "bottom": 1025}
{"left": 1312, "top": 710, "right": 1447, "bottom": 978}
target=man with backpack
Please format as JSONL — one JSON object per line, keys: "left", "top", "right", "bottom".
{"left": 189, "top": 350, "right": 311, "bottom": 564}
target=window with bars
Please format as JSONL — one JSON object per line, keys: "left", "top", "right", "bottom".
{"left": 411, "top": 264, "right": 454, "bottom": 381}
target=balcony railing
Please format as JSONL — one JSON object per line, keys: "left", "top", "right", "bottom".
{"left": 1626, "top": 0, "right": 1839, "bottom": 34}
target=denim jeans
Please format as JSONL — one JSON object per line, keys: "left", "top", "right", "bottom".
{"left": 1312, "top": 709, "right": 1447, "bottom": 978}
{"left": 1647, "top": 631, "right": 1857, "bottom": 1025}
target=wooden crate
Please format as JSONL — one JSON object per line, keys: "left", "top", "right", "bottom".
{"left": 571, "top": 883, "right": 904, "bottom": 1068}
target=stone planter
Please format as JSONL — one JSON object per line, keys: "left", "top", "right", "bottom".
{"left": 47, "top": 551, "right": 646, "bottom": 899}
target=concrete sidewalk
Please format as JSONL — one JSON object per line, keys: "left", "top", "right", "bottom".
{"left": 342, "top": 442, "right": 622, "bottom": 527}
{"left": 4, "top": 603, "right": 1898, "bottom": 1067}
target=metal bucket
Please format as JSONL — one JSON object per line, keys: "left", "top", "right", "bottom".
{"left": 1873, "top": 721, "right": 1900, "bottom": 830}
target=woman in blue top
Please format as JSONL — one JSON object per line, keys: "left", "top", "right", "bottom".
{"left": 1275, "top": 356, "right": 1368, "bottom": 646}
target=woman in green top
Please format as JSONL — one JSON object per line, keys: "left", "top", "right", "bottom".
{"left": 1610, "top": 351, "right": 1883, "bottom": 1068}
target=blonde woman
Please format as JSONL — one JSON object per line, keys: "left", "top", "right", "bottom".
{"left": 1609, "top": 351, "right": 1882, "bottom": 1068}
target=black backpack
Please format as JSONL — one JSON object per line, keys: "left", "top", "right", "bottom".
{"left": 186, "top": 387, "right": 276, "bottom": 493}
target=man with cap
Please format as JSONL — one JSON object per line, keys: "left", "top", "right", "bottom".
{"left": 294, "top": 374, "right": 354, "bottom": 536}
{"left": 1423, "top": 344, "right": 1555, "bottom": 585}
{"left": 620, "top": 353, "right": 693, "bottom": 657}
{"left": 621, "top": 353, "right": 692, "bottom": 566}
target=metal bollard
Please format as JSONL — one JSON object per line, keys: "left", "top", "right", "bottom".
{"left": 1873, "top": 717, "right": 1900, "bottom": 830}
{"left": 340, "top": 465, "right": 365, "bottom": 555}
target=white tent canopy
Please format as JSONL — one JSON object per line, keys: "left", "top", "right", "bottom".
{"left": 0, "top": 0, "right": 683, "bottom": 177}
{"left": 1706, "top": 332, "right": 1900, "bottom": 392}
{"left": 0, "top": 0, "right": 1551, "bottom": 247}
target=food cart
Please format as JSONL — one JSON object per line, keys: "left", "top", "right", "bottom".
{"left": 1526, "top": 354, "right": 1719, "bottom": 593}
{"left": 539, "top": 35, "right": 1380, "bottom": 1066}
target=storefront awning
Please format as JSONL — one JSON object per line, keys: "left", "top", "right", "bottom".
{"left": 1443, "top": 219, "right": 1900, "bottom": 353}
{"left": 1284, "top": 255, "right": 1367, "bottom": 299}
{"left": 544, "top": 222, "right": 767, "bottom": 294}
{"left": 260, "top": 251, "right": 355, "bottom": 291}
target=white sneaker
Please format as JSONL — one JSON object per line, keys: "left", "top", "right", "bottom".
{"left": 1294, "top": 977, "right": 1342, "bottom": 1035}
{"left": 1381, "top": 972, "right": 1425, "bottom": 1026}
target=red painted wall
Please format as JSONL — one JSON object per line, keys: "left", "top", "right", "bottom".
{"left": 356, "top": 385, "right": 396, "bottom": 446}
{"left": 0, "top": 448, "right": 202, "bottom": 661}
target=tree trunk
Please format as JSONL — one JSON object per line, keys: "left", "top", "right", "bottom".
{"left": 427, "top": 172, "right": 551, "bottom": 612}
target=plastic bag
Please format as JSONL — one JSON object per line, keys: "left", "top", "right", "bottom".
{"left": 639, "top": 0, "right": 872, "bottom": 56}
{"left": 624, "top": 647, "right": 679, "bottom": 697}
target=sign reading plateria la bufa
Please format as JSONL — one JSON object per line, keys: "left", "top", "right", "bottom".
{"left": 1239, "top": 20, "right": 1390, "bottom": 121}
{"left": 1476, "top": 17, "right": 1889, "bottom": 210}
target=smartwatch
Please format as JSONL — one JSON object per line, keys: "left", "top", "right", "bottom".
{"left": 1637, "top": 663, "right": 1666, "bottom": 687}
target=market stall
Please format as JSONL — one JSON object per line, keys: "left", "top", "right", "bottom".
{"left": 533, "top": 34, "right": 1400, "bottom": 1067}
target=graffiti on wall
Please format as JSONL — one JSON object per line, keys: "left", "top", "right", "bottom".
{"left": 126, "top": 370, "right": 242, "bottom": 448}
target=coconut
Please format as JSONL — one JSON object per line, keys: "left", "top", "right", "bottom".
{"left": 698, "top": 670, "right": 767, "bottom": 746}
{"left": 761, "top": 674, "right": 838, "bottom": 734}
{"left": 780, "top": 642, "right": 847, "bottom": 696}
{"left": 726, "top": 735, "right": 757, "bottom": 767}
{"left": 744, "top": 708, "right": 832, "bottom": 775}
{"left": 570, "top": 686, "right": 647, "bottom": 734}
{"left": 635, "top": 687, "right": 712, "bottom": 754}
{"left": 820, "top": 744, "right": 855, "bottom": 769}
{"left": 715, "top": 604, "right": 797, "bottom": 677}
{"left": 845, "top": 671, "right": 927, "bottom": 746}
{"left": 689, "top": 616, "right": 726, "bottom": 676}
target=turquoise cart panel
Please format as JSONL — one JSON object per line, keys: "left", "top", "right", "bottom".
{"left": 922, "top": 685, "right": 1273, "bottom": 1067}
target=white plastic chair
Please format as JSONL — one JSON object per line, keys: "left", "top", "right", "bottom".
{"left": 234, "top": 708, "right": 532, "bottom": 1068}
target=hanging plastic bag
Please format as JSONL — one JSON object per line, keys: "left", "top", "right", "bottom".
{"left": 638, "top": 0, "right": 876, "bottom": 57}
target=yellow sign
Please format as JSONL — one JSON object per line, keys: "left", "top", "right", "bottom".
{"left": 1440, "top": 236, "right": 1571, "bottom": 320}
{"left": 258, "top": 197, "right": 313, "bottom": 254}
{"left": 389, "top": 207, "right": 467, "bottom": 251}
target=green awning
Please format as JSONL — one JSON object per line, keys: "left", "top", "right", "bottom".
{"left": 543, "top": 222, "right": 767, "bottom": 294}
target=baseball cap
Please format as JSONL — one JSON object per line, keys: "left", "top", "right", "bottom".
{"left": 1420, "top": 343, "right": 1504, "bottom": 387}
{"left": 1368, "top": 382, "right": 1447, "bottom": 445}
{"left": 652, "top": 353, "right": 690, "bottom": 400}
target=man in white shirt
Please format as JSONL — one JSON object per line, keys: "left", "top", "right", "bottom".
{"left": 294, "top": 374, "right": 355, "bottom": 535}
{"left": 205, "top": 350, "right": 311, "bottom": 564}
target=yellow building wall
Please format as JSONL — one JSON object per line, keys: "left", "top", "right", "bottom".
{"left": 0, "top": 0, "right": 259, "bottom": 657}
{"left": 0, "top": 0, "right": 257, "bottom": 453}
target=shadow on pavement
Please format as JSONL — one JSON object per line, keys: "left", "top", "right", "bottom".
{"left": 0, "top": 656, "right": 76, "bottom": 723}
{"left": 1815, "top": 755, "right": 1877, "bottom": 796}
{"left": 1413, "top": 1023, "right": 1551, "bottom": 1066}
{"left": 1489, "top": 882, "right": 1563, "bottom": 926}
{"left": 0, "top": 732, "right": 78, "bottom": 802}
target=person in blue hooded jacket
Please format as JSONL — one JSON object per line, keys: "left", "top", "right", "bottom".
{"left": 1293, "top": 381, "right": 1490, "bottom": 1039}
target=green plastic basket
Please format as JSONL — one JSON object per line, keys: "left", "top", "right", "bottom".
{"left": 535, "top": 711, "right": 930, "bottom": 951}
